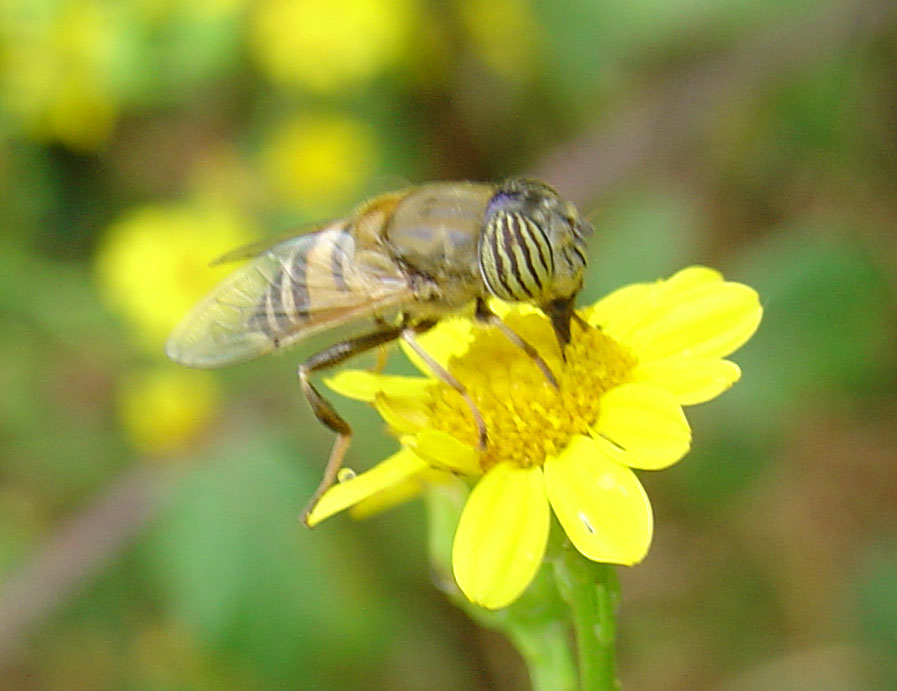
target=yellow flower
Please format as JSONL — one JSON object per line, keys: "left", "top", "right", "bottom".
{"left": 308, "top": 267, "right": 762, "bottom": 609}
{"left": 0, "top": 0, "right": 122, "bottom": 150}
{"left": 117, "top": 367, "right": 219, "bottom": 456}
{"left": 94, "top": 203, "right": 254, "bottom": 353}
{"left": 259, "top": 113, "right": 377, "bottom": 215}
{"left": 457, "top": 0, "right": 543, "bottom": 80}
{"left": 248, "top": 0, "right": 415, "bottom": 92}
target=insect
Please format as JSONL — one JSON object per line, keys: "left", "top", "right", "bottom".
{"left": 166, "top": 178, "right": 592, "bottom": 522}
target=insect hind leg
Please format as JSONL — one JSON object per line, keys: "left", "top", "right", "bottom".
{"left": 298, "top": 325, "right": 404, "bottom": 525}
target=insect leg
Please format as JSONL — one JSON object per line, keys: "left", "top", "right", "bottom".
{"left": 371, "top": 346, "right": 389, "bottom": 374}
{"left": 475, "top": 299, "right": 559, "bottom": 389}
{"left": 370, "top": 316, "right": 391, "bottom": 373}
{"left": 401, "top": 324, "right": 488, "bottom": 450}
{"left": 298, "top": 325, "right": 404, "bottom": 525}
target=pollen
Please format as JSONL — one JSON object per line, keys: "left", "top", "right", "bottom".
{"left": 427, "top": 312, "right": 637, "bottom": 471}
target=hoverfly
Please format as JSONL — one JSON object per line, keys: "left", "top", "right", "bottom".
{"left": 166, "top": 178, "right": 592, "bottom": 522}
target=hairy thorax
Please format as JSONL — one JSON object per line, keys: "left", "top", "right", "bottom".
{"left": 383, "top": 182, "right": 494, "bottom": 307}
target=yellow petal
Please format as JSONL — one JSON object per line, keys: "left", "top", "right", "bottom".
{"left": 585, "top": 267, "right": 735, "bottom": 344}
{"left": 452, "top": 463, "right": 549, "bottom": 609}
{"left": 629, "top": 357, "right": 742, "bottom": 405}
{"left": 400, "top": 317, "right": 475, "bottom": 373}
{"left": 373, "top": 393, "right": 432, "bottom": 434}
{"left": 325, "top": 370, "right": 434, "bottom": 434}
{"left": 544, "top": 435, "right": 653, "bottom": 565}
{"left": 403, "top": 429, "right": 481, "bottom": 475}
{"left": 663, "top": 266, "right": 723, "bottom": 292}
{"left": 593, "top": 383, "right": 691, "bottom": 470}
{"left": 583, "top": 282, "right": 656, "bottom": 333}
{"left": 628, "top": 281, "right": 762, "bottom": 361}
{"left": 324, "top": 370, "right": 432, "bottom": 403}
{"left": 350, "top": 467, "right": 449, "bottom": 519}
{"left": 306, "top": 448, "right": 427, "bottom": 527}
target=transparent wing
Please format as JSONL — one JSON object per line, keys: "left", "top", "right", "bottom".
{"left": 209, "top": 219, "right": 335, "bottom": 266}
{"left": 166, "top": 222, "right": 413, "bottom": 368}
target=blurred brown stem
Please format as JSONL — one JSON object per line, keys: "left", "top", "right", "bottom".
{"left": 0, "top": 465, "right": 171, "bottom": 666}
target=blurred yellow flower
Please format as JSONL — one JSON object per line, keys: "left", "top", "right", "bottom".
{"left": 259, "top": 113, "right": 378, "bottom": 214}
{"left": 0, "top": 0, "right": 123, "bottom": 150}
{"left": 457, "top": 0, "right": 542, "bottom": 79}
{"left": 95, "top": 204, "right": 255, "bottom": 353}
{"left": 308, "top": 267, "right": 762, "bottom": 609}
{"left": 248, "top": 0, "right": 416, "bottom": 91}
{"left": 117, "top": 367, "right": 219, "bottom": 455}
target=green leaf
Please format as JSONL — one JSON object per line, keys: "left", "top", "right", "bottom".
{"left": 722, "top": 223, "right": 893, "bottom": 423}
{"left": 144, "top": 436, "right": 391, "bottom": 686}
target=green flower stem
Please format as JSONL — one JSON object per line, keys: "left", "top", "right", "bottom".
{"left": 426, "top": 485, "right": 578, "bottom": 690}
{"left": 504, "top": 618, "right": 578, "bottom": 691}
{"left": 553, "top": 542, "right": 621, "bottom": 691}
{"left": 462, "top": 604, "right": 578, "bottom": 691}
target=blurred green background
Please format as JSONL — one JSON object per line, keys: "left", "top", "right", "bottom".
{"left": 2, "top": 0, "right": 896, "bottom": 689}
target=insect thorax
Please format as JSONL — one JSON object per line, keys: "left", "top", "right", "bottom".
{"left": 384, "top": 182, "right": 494, "bottom": 300}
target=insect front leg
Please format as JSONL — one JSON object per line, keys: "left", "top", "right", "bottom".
{"left": 401, "top": 323, "right": 488, "bottom": 450}
{"left": 298, "top": 326, "right": 404, "bottom": 525}
{"left": 475, "top": 298, "right": 559, "bottom": 388}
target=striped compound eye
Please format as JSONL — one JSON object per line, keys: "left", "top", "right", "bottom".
{"left": 478, "top": 209, "right": 554, "bottom": 303}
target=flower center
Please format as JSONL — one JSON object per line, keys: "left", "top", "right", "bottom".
{"left": 427, "top": 311, "right": 637, "bottom": 472}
